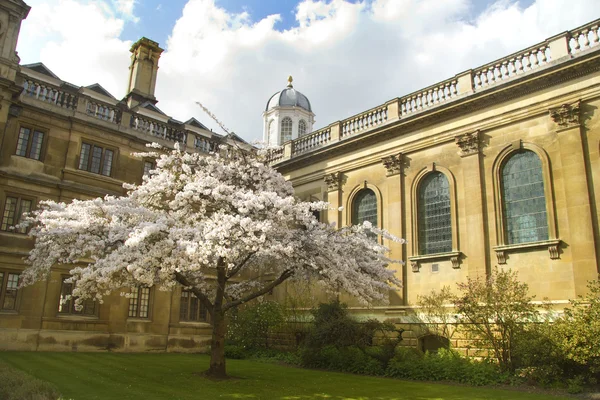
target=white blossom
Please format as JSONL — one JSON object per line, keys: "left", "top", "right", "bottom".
{"left": 22, "top": 145, "right": 404, "bottom": 311}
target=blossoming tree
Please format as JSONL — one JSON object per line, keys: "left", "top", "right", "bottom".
{"left": 21, "top": 145, "right": 403, "bottom": 378}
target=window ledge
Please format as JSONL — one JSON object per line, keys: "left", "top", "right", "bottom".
{"left": 48, "top": 315, "right": 100, "bottom": 322}
{"left": 409, "top": 251, "right": 462, "bottom": 272}
{"left": 175, "top": 321, "right": 211, "bottom": 327}
{"left": 63, "top": 167, "right": 123, "bottom": 185}
{"left": 0, "top": 310, "right": 19, "bottom": 315}
{"left": 493, "top": 239, "right": 561, "bottom": 264}
{"left": 127, "top": 318, "right": 152, "bottom": 323}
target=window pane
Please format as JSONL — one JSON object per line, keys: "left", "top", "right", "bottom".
{"left": 79, "top": 143, "right": 91, "bottom": 170}
{"left": 101, "top": 149, "right": 114, "bottom": 176}
{"left": 418, "top": 172, "right": 452, "bottom": 255}
{"left": 180, "top": 291, "right": 189, "bottom": 321}
{"left": 16, "top": 128, "right": 30, "bottom": 157}
{"left": 90, "top": 146, "right": 103, "bottom": 174}
{"left": 128, "top": 287, "right": 139, "bottom": 317}
{"left": 143, "top": 161, "right": 154, "bottom": 176}
{"left": 299, "top": 120, "right": 307, "bottom": 136}
{"left": 1, "top": 197, "right": 18, "bottom": 231}
{"left": 502, "top": 151, "right": 548, "bottom": 244}
{"left": 281, "top": 118, "right": 292, "bottom": 143}
{"left": 2, "top": 273, "right": 19, "bottom": 310}
{"left": 353, "top": 190, "right": 377, "bottom": 227}
{"left": 58, "top": 280, "right": 73, "bottom": 313}
{"left": 139, "top": 287, "right": 150, "bottom": 318}
{"left": 16, "top": 199, "right": 32, "bottom": 234}
{"left": 28, "top": 131, "right": 44, "bottom": 160}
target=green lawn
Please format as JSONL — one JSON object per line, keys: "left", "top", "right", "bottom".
{"left": 0, "top": 352, "right": 573, "bottom": 400}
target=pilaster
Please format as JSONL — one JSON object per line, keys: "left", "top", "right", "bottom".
{"left": 550, "top": 101, "right": 598, "bottom": 294}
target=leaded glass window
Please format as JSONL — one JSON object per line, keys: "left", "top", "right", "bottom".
{"left": 180, "top": 290, "right": 208, "bottom": 322}
{"left": 352, "top": 189, "right": 377, "bottom": 237}
{"left": 418, "top": 172, "right": 452, "bottom": 255}
{"left": 298, "top": 120, "right": 307, "bottom": 136}
{"left": 502, "top": 150, "right": 548, "bottom": 244}
{"left": 280, "top": 117, "right": 292, "bottom": 143}
{"left": 129, "top": 287, "right": 151, "bottom": 318}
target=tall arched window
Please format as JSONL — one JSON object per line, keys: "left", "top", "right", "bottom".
{"left": 501, "top": 150, "right": 548, "bottom": 244}
{"left": 281, "top": 117, "right": 292, "bottom": 143}
{"left": 418, "top": 172, "right": 452, "bottom": 255}
{"left": 298, "top": 120, "right": 307, "bottom": 136}
{"left": 352, "top": 189, "right": 377, "bottom": 228}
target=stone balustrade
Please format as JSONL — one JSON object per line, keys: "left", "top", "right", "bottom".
{"left": 472, "top": 43, "right": 550, "bottom": 90}
{"left": 194, "top": 135, "right": 218, "bottom": 153}
{"left": 130, "top": 114, "right": 186, "bottom": 143}
{"left": 86, "top": 99, "right": 121, "bottom": 124}
{"left": 341, "top": 105, "right": 388, "bottom": 138}
{"left": 267, "top": 147, "right": 284, "bottom": 164}
{"left": 400, "top": 77, "right": 459, "bottom": 116}
{"left": 292, "top": 127, "right": 331, "bottom": 156}
{"left": 23, "top": 79, "right": 77, "bottom": 110}
{"left": 569, "top": 21, "right": 600, "bottom": 53}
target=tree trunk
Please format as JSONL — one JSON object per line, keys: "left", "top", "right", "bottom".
{"left": 207, "top": 310, "right": 227, "bottom": 378}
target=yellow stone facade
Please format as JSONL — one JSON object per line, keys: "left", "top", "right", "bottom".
{"left": 0, "top": 0, "right": 599, "bottom": 352}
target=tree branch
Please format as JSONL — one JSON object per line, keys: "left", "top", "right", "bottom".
{"left": 226, "top": 251, "right": 256, "bottom": 280}
{"left": 222, "top": 269, "right": 294, "bottom": 312}
{"left": 174, "top": 271, "right": 215, "bottom": 317}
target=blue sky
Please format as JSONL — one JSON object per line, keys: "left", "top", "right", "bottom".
{"left": 121, "top": 0, "right": 536, "bottom": 49}
{"left": 15, "top": 0, "right": 596, "bottom": 141}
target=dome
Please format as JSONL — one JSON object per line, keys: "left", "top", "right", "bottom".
{"left": 265, "top": 76, "right": 312, "bottom": 113}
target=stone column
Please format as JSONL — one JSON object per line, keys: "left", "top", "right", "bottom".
{"left": 455, "top": 131, "right": 489, "bottom": 277}
{"left": 324, "top": 172, "right": 343, "bottom": 228}
{"left": 382, "top": 153, "right": 407, "bottom": 305}
{"left": 550, "top": 102, "right": 599, "bottom": 295}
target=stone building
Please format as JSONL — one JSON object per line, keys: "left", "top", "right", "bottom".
{"left": 0, "top": 0, "right": 599, "bottom": 352}
{"left": 0, "top": 0, "right": 248, "bottom": 352}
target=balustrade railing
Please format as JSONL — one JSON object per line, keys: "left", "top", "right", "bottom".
{"left": 267, "top": 147, "right": 284, "bottom": 163}
{"left": 194, "top": 135, "right": 218, "bottom": 153}
{"left": 86, "top": 100, "right": 121, "bottom": 124}
{"left": 568, "top": 21, "right": 600, "bottom": 54}
{"left": 23, "top": 79, "right": 77, "bottom": 110}
{"left": 341, "top": 105, "right": 388, "bottom": 138}
{"left": 292, "top": 127, "right": 331, "bottom": 156}
{"left": 130, "top": 114, "right": 186, "bottom": 143}
{"left": 400, "top": 77, "right": 459, "bottom": 116}
{"left": 472, "top": 43, "right": 550, "bottom": 90}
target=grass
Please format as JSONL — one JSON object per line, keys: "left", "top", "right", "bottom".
{"left": 0, "top": 352, "right": 574, "bottom": 400}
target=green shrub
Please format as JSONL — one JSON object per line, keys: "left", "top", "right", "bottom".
{"left": 226, "top": 300, "right": 285, "bottom": 350}
{"left": 0, "top": 363, "right": 61, "bottom": 400}
{"left": 224, "top": 344, "right": 249, "bottom": 359}
{"left": 552, "top": 280, "right": 600, "bottom": 376}
{"left": 386, "top": 348, "right": 506, "bottom": 386}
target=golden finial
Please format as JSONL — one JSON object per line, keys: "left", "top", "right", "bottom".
{"left": 287, "top": 75, "right": 293, "bottom": 88}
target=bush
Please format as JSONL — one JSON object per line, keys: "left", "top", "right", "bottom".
{"left": 454, "top": 267, "right": 539, "bottom": 373}
{"left": 227, "top": 300, "right": 285, "bottom": 350}
{"left": 552, "top": 279, "right": 600, "bottom": 376}
{"left": 0, "top": 363, "right": 61, "bottom": 400}
{"left": 386, "top": 348, "right": 506, "bottom": 386}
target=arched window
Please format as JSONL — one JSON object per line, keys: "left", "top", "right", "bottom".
{"left": 352, "top": 189, "right": 377, "bottom": 229}
{"left": 298, "top": 120, "right": 307, "bottom": 136}
{"left": 501, "top": 150, "right": 548, "bottom": 244}
{"left": 280, "top": 117, "right": 292, "bottom": 143}
{"left": 418, "top": 172, "right": 452, "bottom": 255}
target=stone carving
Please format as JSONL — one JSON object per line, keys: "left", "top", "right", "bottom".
{"left": 450, "top": 254, "right": 460, "bottom": 269}
{"left": 381, "top": 153, "right": 404, "bottom": 176}
{"left": 549, "top": 102, "right": 580, "bottom": 129}
{"left": 411, "top": 261, "right": 420, "bottom": 273}
{"left": 548, "top": 243, "right": 560, "bottom": 260}
{"left": 455, "top": 131, "right": 480, "bottom": 157}
{"left": 496, "top": 250, "right": 507, "bottom": 265}
{"left": 324, "top": 172, "right": 342, "bottom": 191}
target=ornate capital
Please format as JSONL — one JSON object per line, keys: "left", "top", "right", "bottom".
{"left": 324, "top": 172, "right": 342, "bottom": 191}
{"left": 455, "top": 130, "right": 480, "bottom": 157}
{"left": 549, "top": 102, "right": 580, "bottom": 129}
{"left": 382, "top": 153, "right": 404, "bottom": 176}
{"left": 411, "top": 261, "right": 420, "bottom": 273}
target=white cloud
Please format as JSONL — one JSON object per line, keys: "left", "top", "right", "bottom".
{"left": 15, "top": 0, "right": 600, "bottom": 142}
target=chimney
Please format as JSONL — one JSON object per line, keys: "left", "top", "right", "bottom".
{"left": 125, "top": 37, "right": 163, "bottom": 108}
